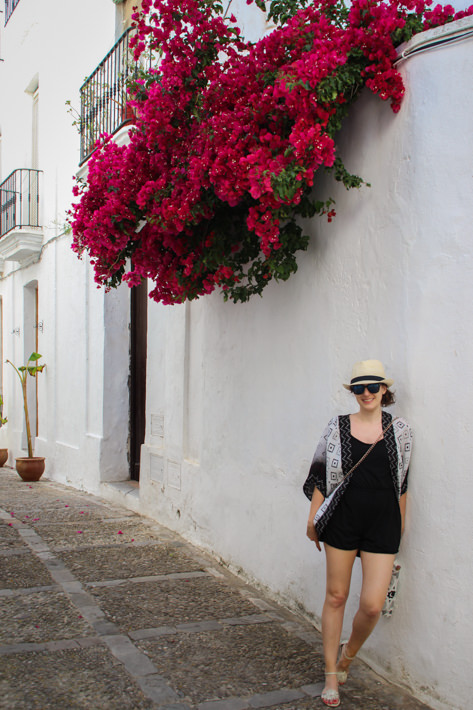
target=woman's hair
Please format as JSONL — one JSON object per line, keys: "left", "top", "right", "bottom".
{"left": 382, "top": 388, "right": 396, "bottom": 407}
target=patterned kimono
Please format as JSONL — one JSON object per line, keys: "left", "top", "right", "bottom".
{"left": 303, "top": 411, "right": 413, "bottom": 537}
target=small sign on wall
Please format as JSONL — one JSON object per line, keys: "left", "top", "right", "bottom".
{"left": 167, "top": 460, "right": 181, "bottom": 490}
{"left": 150, "top": 454, "right": 164, "bottom": 484}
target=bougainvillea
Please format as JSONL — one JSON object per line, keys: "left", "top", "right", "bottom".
{"left": 70, "top": 0, "right": 473, "bottom": 304}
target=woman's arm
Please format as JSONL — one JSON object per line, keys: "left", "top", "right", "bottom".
{"left": 306, "top": 487, "right": 325, "bottom": 551}
{"left": 399, "top": 492, "right": 407, "bottom": 536}
{"left": 304, "top": 418, "right": 339, "bottom": 551}
{"left": 303, "top": 417, "right": 338, "bottom": 501}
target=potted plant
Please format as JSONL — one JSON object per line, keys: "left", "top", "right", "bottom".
{"left": 0, "top": 395, "right": 8, "bottom": 467}
{"left": 6, "top": 352, "right": 46, "bottom": 481}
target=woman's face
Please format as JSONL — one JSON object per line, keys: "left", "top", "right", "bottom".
{"left": 353, "top": 383, "right": 387, "bottom": 411}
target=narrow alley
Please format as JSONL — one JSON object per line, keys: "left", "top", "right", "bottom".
{"left": 0, "top": 469, "right": 430, "bottom": 710}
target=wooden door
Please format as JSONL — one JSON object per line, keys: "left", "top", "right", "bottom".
{"left": 129, "top": 279, "right": 148, "bottom": 481}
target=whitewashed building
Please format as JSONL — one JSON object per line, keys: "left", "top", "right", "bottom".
{"left": 1, "top": 1, "right": 473, "bottom": 708}
{"left": 0, "top": 0, "right": 135, "bottom": 486}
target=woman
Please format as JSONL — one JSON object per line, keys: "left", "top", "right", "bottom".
{"left": 304, "top": 360, "right": 412, "bottom": 708}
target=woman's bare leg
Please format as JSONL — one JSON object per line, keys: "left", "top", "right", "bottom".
{"left": 322, "top": 544, "right": 357, "bottom": 693}
{"left": 337, "top": 552, "right": 395, "bottom": 674}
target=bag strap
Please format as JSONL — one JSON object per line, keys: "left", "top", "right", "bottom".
{"left": 337, "top": 416, "right": 397, "bottom": 487}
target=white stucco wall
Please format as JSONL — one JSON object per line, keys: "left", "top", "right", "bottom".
{"left": 138, "top": 18, "right": 473, "bottom": 710}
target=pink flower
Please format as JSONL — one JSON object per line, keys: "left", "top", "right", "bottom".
{"left": 70, "top": 0, "right": 473, "bottom": 305}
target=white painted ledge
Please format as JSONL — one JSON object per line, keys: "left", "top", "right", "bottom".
{"left": 0, "top": 228, "right": 43, "bottom": 264}
{"left": 396, "top": 14, "right": 473, "bottom": 64}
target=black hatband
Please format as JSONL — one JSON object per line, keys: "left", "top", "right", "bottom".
{"left": 350, "top": 375, "right": 384, "bottom": 384}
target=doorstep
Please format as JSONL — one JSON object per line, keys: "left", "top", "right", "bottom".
{"left": 100, "top": 480, "right": 141, "bottom": 514}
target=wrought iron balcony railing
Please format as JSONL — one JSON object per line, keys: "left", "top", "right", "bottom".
{"left": 80, "top": 28, "right": 138, "bottom": 164}
{"left": 5, "top": 0, "right": 21, "bottom": 25}
{"left": 0, "top": 169, "right": 43, "bottom": 238}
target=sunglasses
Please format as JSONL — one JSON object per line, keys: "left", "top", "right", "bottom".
{"left": 351, "top": 383, "right": 382, "bottom": 395}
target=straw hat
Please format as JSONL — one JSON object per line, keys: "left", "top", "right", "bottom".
{"left": 343, "top": 359, "right": 394, "bottom": 390}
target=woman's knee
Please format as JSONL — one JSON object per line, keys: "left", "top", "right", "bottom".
{"left": 325, "top": 588, "right": 349, "bottom": 609}
{"left": 359, "top": 598, "right": 383, "bottom": 619}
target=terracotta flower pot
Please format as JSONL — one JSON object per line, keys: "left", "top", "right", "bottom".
{"left": 0, "top": 449, "right": 8, "bottom": 467}
{"left": 15, "top": 457, "right": 45, "bottom": 482}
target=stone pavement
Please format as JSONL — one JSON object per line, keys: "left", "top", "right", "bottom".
{"left": 0, "top": 468, "right": 431, "bottom": 710}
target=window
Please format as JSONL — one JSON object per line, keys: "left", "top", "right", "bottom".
{"left": 31, "top": 87, "right": 39, "bottom": 169}
{"left": 23, "top": 281, "right": 39, "bottom": 441}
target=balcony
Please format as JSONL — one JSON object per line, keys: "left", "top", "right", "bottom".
{"left": 0, "top": 169, "right": 43, "bottom": 264}
{"left": 80, "top": 28, "right": 138, "bottom": 164}
{"left": 5, "top": 0, "right": 21, "bottom": 25}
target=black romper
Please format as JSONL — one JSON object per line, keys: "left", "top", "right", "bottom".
{"left": 319, "top": 435, "right": 401, "bottom": 554}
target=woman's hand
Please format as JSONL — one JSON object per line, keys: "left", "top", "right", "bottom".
{"left": 306, "top": 520, "right": 321, "bottom": 551}
{"left": 307, "top": 487, "right": 324, "bottom": 551}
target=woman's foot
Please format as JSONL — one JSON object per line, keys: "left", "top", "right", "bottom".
{"left": 336, "top": 643, "right": 356, "bottom": 685}
{"left": 322, "top": 672, "right": 340, "bottom": 707}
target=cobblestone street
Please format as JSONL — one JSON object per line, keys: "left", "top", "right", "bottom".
{"left": 0, "top": 468, "right": 431, "bottom": 709}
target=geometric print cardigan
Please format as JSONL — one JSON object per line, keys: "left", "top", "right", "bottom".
{"left": 303, "top": 411, "right": 413, "bottom": 537}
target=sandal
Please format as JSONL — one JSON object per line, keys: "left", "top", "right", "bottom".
{"left": 321, "top": 673, "right": 340, "bottom": 708}
{"left": 336, "top": 643, "right": 356, "bottom": 685}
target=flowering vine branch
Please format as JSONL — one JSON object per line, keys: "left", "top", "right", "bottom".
{"left": 70, "top": 0, "right": 473, "bottom": 304}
